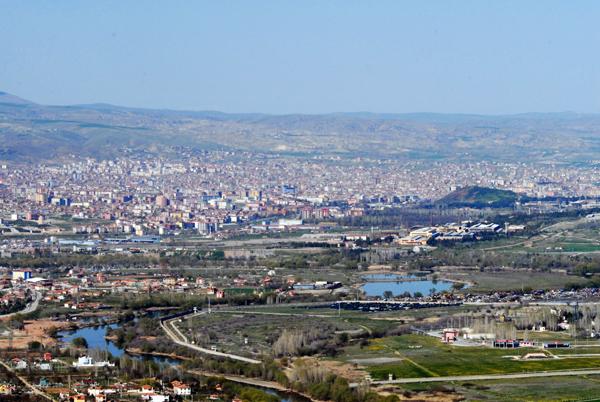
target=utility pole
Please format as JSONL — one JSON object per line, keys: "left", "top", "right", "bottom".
{"left": 574, "top": 301, "right": 579, "bottom": 345}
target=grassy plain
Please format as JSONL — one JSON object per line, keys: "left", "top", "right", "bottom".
{"left": 397, "top": 375, "right": 600, "bottom": 401}
{"left": 334, "top": 334, "right": 600, "bottom": 380}
{"left": 179, "top": 310, "right": 362, "bottom": 356}
{"left": 440, "top": 269, "right": 587, "bottom": 292}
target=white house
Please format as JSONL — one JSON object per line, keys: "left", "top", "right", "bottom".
{"left": 14, "top": 360, "right": 28, "bottom": 370}
{"left": 72, "top": 356, "right": 114, "bottom": 368}
{"left": 172, "top": 381, "right": 191, "bottom": 396}
{"left": 142, "top": 394, "right": 169, "bottom": 402}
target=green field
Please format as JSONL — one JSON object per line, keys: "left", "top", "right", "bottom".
{"left": 441, "top": 270, "right": 588, "bottom": 292}
{"left": 556, "top": 243, "right": 600, "bottom": 253}
{"left": 401, "top": 376, "right": 600, "bottom": 401}
{"left": 338, "top": 334, "right": 600, "bottom": 380}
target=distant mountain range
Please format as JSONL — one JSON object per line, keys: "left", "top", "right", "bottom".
{"left": 2, "top": 91, "right": 600, "bottom": 163}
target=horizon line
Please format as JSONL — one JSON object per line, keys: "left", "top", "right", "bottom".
{"left": 0, "top": 90, "right": 594, "bottom": 118}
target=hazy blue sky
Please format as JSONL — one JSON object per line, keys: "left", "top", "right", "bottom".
{"left": 1, "top": 1, "right": 600, "bottom": 114}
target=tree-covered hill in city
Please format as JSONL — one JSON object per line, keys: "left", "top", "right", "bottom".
{"left": 437, "top": 186, "right": 519, "bottom": 208}
{"left": 3, "top": 91, "right": 600, "bottom": 163}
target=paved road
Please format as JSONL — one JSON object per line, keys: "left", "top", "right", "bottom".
{"left": 0, "top": 291, "right": 42, "bottom": 320}
{"left": 361, "top": 368, "right": 600, "bottom": 385}
{"left": 0, "top": 360, "right": 56, "bottom": 401}
{"left": 479, "top": 239, "right": 533, "bottom": 251}
{"left": 188, "top": 369, "right": 289, "bottom": 391}
{"left": 160, "top": 312, "right": 261, "bottom": 364}
{"left": 186, "top": 369, "right": 314, "bottom": 400}
{"left": 219, "top": 309, "right": 336, "bottom": 318}
{"left": 20, "top": 291, "right": 42, "bottom": 315}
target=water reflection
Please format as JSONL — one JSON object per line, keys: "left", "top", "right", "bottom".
{"left": 361, "top": 279, "right": 453, "bottom": 297}
{"left": 59, "top": 323, "right": 309, "bottom": 401}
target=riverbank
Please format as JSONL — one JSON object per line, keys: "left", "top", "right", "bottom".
{"left": 1, "top": 313, "right": 121, "bottom": 351}
{"left": 105, "top": 343, "right": 314, "bottom": 401}
{"left": 0, "top": 319, "right": 71, "bottom": 349}
{"left": 124, "top": 348, "right": 192, "bottom": 361}
{"left": 124, "top": 348, "right": 314, "bottom": 401}
{"left": 187, "top": 369, "right": 316, "bottom": 402}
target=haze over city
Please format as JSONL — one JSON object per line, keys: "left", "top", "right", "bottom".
{"left": 2, "top": 1, "right": 600, "bottom": 114}
{"left": 3, "top": 2, "right": 600, "bottom": 402}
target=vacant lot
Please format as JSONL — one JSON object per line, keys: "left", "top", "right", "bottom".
{"left": 0, "top": 319, "right": 70, "bottom": 349}
{"left": 439, "top": 269, "right": 587, "bottom": 292}
{"left": 179, "top": 311, "right": 363, "bottom": 358}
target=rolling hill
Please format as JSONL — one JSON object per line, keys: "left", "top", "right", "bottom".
{"left": 437, "top": 186, "right": 519, "bottom": 208}
{"left": 2, "top": 91, "right": 600, "bottom": 162}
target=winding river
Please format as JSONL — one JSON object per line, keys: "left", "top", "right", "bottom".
{"left": 58, "top": 323, "right": 309, "bottom": 401}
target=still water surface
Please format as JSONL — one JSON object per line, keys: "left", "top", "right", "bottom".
{"left": 59, "top": 323, "right": 309, "bottom": 401}
{"left": 361, "top": 276, "right": 453, "bottom": 297}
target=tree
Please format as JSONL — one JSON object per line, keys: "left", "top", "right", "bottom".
{"left": 71, "top": 337, "right": 88, "bottom": 349}
{"left": 28, "top": 341, "right": 42, "bottom": 351}
{"left": 8, "top": 314, "right": 25, "bottom": 330}
{"left": 336, "top": 332, "right": 349, "bottom": 345}
{"left": 382, "top": 290, "right": 394, "bottom": 299}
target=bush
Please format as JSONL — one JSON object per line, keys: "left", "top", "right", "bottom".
{"left": 71, "top": 337, "right": 88, "bottom": 349}
{"left": 28, "top": 341, "right": 42, "bottom": 351}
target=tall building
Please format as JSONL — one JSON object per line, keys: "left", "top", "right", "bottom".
{"left": 155, "top": 195, "right": 169, "bottom": 207}
{"left": 12, "top": 269, "right": 32, "bottom": 281}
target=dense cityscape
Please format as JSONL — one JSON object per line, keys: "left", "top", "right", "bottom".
{"left": 2, "top": 154, "right": 600, "bottom": 238}
{"left": 2, "top": 148, "right": 600, "bottom": 401}
{"left": 5, "top": 1, "right": 600, "bottom": 401}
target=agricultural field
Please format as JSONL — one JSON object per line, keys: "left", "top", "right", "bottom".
{"left": 472, "top": 216, "right": 600, "bottom": 255}
{"left": 339, "top": 334, "right": 600, "bottom": 380}
{"left": 396, "top": 375, "right": 600, "bottom": 401}
{"left": 439, "top": 269, "right": 588, "bottom": 292}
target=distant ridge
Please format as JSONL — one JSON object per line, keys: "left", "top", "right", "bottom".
{"left": 2, "top": 90, "right": 600, "bottom": 162}
{"left": 0, "top": 90, "right": 595, "bottom": 120}
{"left": 0, "top": 91, "right": 35, "bottom": 106}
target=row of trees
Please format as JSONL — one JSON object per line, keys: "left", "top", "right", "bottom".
{"left": 272, "top": 327, "right": 349, "bottom": 357}
{"left": 407, "top": 246, "right": 590, "bottom": 272}
{"left": 288, "top": 362, "right": 399, "bottom": 402}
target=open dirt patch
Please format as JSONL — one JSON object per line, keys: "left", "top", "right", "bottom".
{"left": 296, "top": 357, "right": 367, "bottom": 382}
{"left": 0, "top": 320, "right": 70, "bottom": 349}
{"left": 349, "top": 357, "right": 403, "bottom": 364}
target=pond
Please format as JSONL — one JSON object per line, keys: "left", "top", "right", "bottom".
{"left": 361, "top": 279, "right": 454, "bottom": 297}
{"left": 362, "top": 273, "right": 419, "bottom": 280}
{"left": 59, "top": 323, "right": 180, "bottom": 365}
{"left": 59, "top": 324, "right": 122, "bottom": 357}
